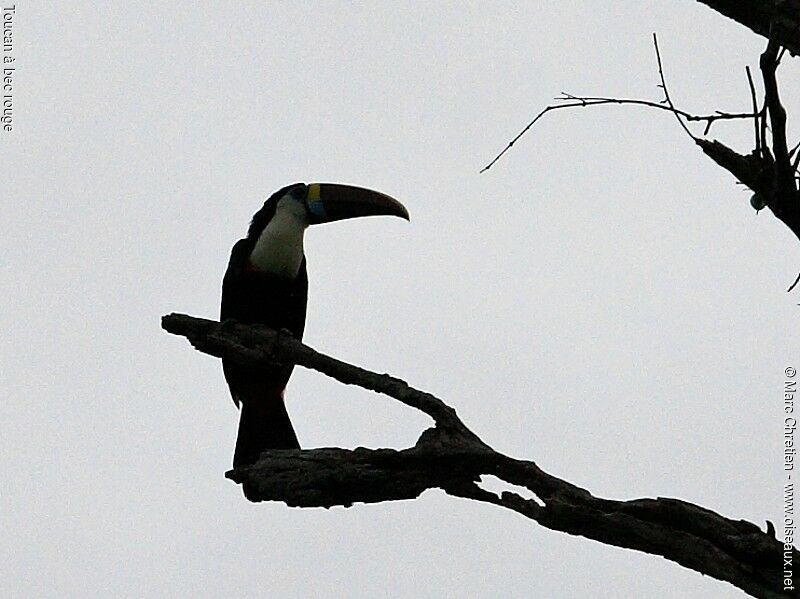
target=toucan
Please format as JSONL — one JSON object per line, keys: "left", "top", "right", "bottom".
{"left": 221, "top": 183, "right": 408, "bottom": 470}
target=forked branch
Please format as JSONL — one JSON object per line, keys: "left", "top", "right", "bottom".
{"left": 482, "top": 32, "right": 800, "bottom": 270}
{"left": 481, "top": 35, "right": 758, "bottom": 173}
{"left": 162, "top": 312, "right": 796, "bottom": 599}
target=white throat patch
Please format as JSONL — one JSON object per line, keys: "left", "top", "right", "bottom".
{"left": 248, "top": 196, "right": 309, "bottom": 278}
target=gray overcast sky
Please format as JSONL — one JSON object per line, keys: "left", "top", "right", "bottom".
{"left": 2, "top": 2, "right": 797, "bottom": 598}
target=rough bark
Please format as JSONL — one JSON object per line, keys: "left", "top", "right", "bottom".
{"left": 162, "top": 313, "right": 797, "bottom": 599}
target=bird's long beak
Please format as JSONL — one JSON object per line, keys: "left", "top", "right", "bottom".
{"left": 305, "top": 183, "right": 409, "bottom": 224}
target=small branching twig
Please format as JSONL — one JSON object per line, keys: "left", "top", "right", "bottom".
{"left": 652, "top": 33, "right": 694, "bottom": 141}
{"left": 558, "top": 92, "right": 756, "bottom": 128}
{"left": 481, "top": 34, "right": 756, "bottom": 173}
{"left": 482, "top": 31, "right": 800, "bottom": 286}
{"left": 480, "top": 95, "right": 754, "bottom": 174}
{"left": 163, "top": 312, "right": 796, "bottom": 599}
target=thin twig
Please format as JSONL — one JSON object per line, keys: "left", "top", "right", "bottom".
{"left": 788, "top": 272, "right": 800, "bottom": 293}
{"left": 560, "top": 92, "right": 755, "bottom": 124}
{"left": 652, "top": 33, "right": 695, "bottom": 141}
{"left": 481, "top": 35, "right": 758, "bottom": 173}
{"left": 480, "top": 104, "right": 565, "bottom": 173}
{"left": 745, "top": 66, "right": 761, "bottom": 156}
{"left": 480, "top": 95, "right": 755, "bottom": 173}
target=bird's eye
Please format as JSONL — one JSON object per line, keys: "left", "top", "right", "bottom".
{"left": 289, "top": 184, "right": 308, "bottom": 201}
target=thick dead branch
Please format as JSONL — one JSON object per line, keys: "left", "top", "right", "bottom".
{"left": 697, "top": 1, "right": 800, "bottom": 56}
{"left": 161, "top": 313, "right": 479, "bottom": 444}
{"left": 695, "top": 138, "right": 767, "bottom": 190}
{"left": 761, "top": 39, "right": 794, "bottom": 195}
{"left": 163, "top": 312, "right": 796, "bottom": 599}
{"left": 758, "top": 36, "right": 800, "bottom": 241}
{"left": 695, "top": 36, "right": 800, "bottom": 244}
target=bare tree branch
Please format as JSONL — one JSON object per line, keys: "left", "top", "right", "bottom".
{"left": 653, "top": 33, "right": 695, "bottom": 141}
{"left": 678, "top": 34, "right": 800, "bottom": 250}
{"left": 479, "top": 93, "right": 755, "bottom": 174}
{"left": 481, "top": 34, "right": 756, "bottom": 173}
{"left": 697, "top": 0, "right": 800, "bottom": 56}
{"left": 695, "top": 35, "right": 800, "bottom": 246}
{"left": 482, "top": 30, "right": 800, "bottom": 280}
{"left": 162, "top": 312, "right": 797, "bottom": 599}
{"left": 761, "top": 38, "right": 794, "bottom": 194}
{"left": 745, "top": 65, "right": 762, "bottom": 153}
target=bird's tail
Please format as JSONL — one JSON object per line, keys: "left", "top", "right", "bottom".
{"left": 233, "top": 386, "right": 300, "bottom": 469}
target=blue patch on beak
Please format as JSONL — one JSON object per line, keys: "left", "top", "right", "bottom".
{"left": 307, "top": 200, "right": 327, "bottom": 219}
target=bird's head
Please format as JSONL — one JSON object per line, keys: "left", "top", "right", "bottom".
{"left": 245, "top": 183, "right": 408, "bottom": 278}
{"left": 248, "top": 182, "right": 408, "bottom": 239}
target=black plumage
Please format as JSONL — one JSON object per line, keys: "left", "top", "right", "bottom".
{"left": 221, "top": 185, "right": 307, "bottom": 468}
{"left": 220, "top": 182, "right": 408, "bottom": 479}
